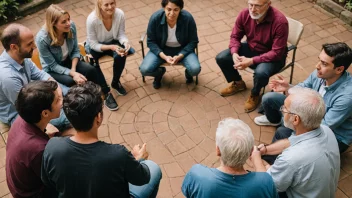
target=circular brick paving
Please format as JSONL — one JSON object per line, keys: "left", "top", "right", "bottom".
{"left": 96, "top": 67, "right": 277, "bottom": 197}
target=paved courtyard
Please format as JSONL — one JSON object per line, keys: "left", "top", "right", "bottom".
{"left": 1, "top": 0, "right": 352, "bottom": 197}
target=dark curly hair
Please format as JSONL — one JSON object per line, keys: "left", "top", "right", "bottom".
{"left": 63, "top": 82, "right": 103, "bottom": 132}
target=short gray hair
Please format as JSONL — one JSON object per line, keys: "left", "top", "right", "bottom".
{"left": 288, "top": 87, "right": 326, "bottom": 129}
{"left": 216, "top": 118, "right": 254, "bottom": 168}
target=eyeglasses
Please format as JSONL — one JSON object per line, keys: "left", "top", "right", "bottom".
{"left": 279, "top": 105, "right": 296, "bottom": 115}
{"left": 248, "top": 2, "right": 268, "bottom": 10}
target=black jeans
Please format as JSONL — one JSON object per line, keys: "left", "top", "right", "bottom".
{"left": 216, "top": 43, "right": 286, "bottom": 95}
{"left": 89, "top": 41, "right": 135, "bottom": 94}
{"left": 48, "top": 59, "right": 97, "bottom": 87}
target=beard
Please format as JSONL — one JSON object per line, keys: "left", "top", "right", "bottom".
{"left": 249, "top": 11, "right": 265, "bottom": 20}
{"left": 19, "top": 48, "right": 33, "bottom": 59}
{"left": 283, "top": 116, "right": 295, "bottom": 131}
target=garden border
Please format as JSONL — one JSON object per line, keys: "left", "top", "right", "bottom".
{"left": 317, "top": 0, "right": 352, "bottom": 26}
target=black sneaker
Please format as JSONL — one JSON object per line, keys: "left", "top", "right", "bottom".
{"left": 153, "top": 67, "right": 166, "bottom": 89}
{"left": 105, "top": 93, "right": 119, "bottom": 111}
{"left": 112, "top": 81, "right": 127, "bottom": 96}
{"left": 185, "top": 69, "right": 193, "bottom": 84}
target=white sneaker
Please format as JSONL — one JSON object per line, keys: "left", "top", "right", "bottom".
{"left": 254, "top": 115, "right": 281, "bottom": 126}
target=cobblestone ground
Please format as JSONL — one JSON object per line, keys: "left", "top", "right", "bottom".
{"left": 1, "top": 0, "right": 352, "bottom": 197}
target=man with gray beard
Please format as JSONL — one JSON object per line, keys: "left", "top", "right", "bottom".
{"left": 216, "top": 0, "right": 288, "bottom": 113}
{"left": 251, "top": 87, "right": 340, "bottom": 198}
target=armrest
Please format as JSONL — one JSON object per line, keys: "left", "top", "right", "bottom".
{"left": 139, "top": 32, "right": 147, "bottom": 44}
{"left": 288, "top": 45, "right": 296, "bottom": 52}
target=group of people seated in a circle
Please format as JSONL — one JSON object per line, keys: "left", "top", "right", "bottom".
{"left": 0, "top": 0, "right": 352, "bottom": 197}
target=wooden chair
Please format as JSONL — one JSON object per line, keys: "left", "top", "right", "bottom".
{"left": 31, "top": 43, "right": 87, "bottom": 70}
{"left": 139, "top": 32, "right": 200, "bottom": 85}
{"left": 31, "top": 48, "right": 42, "bottom": 70}
{"left": 245, "top": 17, "right": 304, "bottom": 86}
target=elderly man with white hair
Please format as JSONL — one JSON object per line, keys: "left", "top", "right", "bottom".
{"left": 251, "top": 87, "right": 340, "bottom": 198}
{"left": 182, "top": 118, "right": 278, "bottom": 198}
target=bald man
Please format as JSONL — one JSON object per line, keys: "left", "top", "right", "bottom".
{"left": 0, "top": 23, "right": 70, "bottom": 131}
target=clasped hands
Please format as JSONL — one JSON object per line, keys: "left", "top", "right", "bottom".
{"left": 232, "top": 53, "right": 253, "bottom": 70}
{"left": 165, "top": 54, "right": 183, "bottom": 65}
{"left": 110, "top": 43, "right": 131, "bottom": 57}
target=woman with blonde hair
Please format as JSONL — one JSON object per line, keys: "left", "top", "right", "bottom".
{"left": 86, "top": 0, "right": 134, "bottom": 98}
{"left": 36, "top": 4, "right": 118, "bottom": 111}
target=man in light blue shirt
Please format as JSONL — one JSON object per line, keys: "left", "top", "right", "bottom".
{"left": 251, "top": 87, "right": 340, "bottom": 198}
{"left": 0, "top": 23, "right": 70, "bottom": 130}
{"left": 254, "top": 42, "right": 352, "bottom": 153}
{"left": 182, "top": 118, "right": 278, "bottom": 198}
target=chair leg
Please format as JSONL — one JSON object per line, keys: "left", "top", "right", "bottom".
{"left": 195, "top": 75, "right": 198, "bottom": 85}
{"left": 289, "top": 64, "right": 294, "bottom": 84}
{"left": 142, "top": 76, "right": 145, "bottom": 83}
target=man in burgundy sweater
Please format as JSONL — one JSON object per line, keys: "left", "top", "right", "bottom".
{"left": 216, "top": 0, "right": 288, "bottom": 112}
{"left": 6, "top": 81, "right": 62, "bottom": 198}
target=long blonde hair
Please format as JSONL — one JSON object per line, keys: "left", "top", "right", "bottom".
{"left": 94, "top": 0, "right": 116, "bottom": 20}
{"left": 45, "top": 4, "right": 73, "bottom": 46}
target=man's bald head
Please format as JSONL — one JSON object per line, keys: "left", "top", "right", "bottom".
{"left": 0, "top": 23, "right": 31, "bottom": 51}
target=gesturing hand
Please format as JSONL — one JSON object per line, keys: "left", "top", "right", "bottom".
{"left": 132, "top": 143, "right": 149, "bottom": 160}
{"left": 46, "top": 123, "right": 59, "bottom": 138}
{"left": 268, "top": 74, "right": 289, "bottom": 92}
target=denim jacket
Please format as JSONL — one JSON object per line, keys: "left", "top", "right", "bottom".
{"left": 35, "top": 22, "right": 81, "bottom": 75}
{"left": 297, "top": 70, "right": 352, "bottom": 145}
{"left": 147, "top": 9, "right": 198, "bottom": 57}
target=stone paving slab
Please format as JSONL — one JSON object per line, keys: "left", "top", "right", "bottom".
{"left": 1, "top": 0, "right": 352, "bottom": 197}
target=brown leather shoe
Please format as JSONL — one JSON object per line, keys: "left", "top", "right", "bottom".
{"left": 220, "top": 80, "right": 247, "bottom": 97}
{"left": 245, "top": 94, "right": 261, "bottom": 113}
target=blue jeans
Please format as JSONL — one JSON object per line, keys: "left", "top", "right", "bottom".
{"left": 262, "top": 92, "right": 286, "bottom": 124}
{"left": 129, "top": 160, "right": 162, "bottom": 198}
{"left": 139, "top": 47, "right": 201, "bottom": 77}
{"left": 49, "top": 109, "right": 71, "bottom": 132}
{"left": 216, "top": 43, "right": 286, "bottom": 95}
{"left": 86, "top": 41, "right": 135, "bottom": 94}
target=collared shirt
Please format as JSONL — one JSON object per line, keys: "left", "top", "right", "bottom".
{"left": 6, "top": 116, "right": 50, "bottom": 197}
{"left": 0, "top": 51, "right": 51, "bottom": 125}
{"left": 297, "top": 70, "right": 352, "bottom": 145}
{"left": 229, "top": 7, "right": 288, "bottom": 65}
{"left": 146, "top": 9, "right": 199, "bottom": 57}
{"left": 267, "top": 125, "right": 340, "bottom": 198}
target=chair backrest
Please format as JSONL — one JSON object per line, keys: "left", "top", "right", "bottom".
{"left": 31, "top": 48, "right": 42, "bottom": 70}
{"left": 287, "top": 17, "right": 304, "bottom": 46}
{"left": 78, "top": 42, "right": 86, "bottom": 56}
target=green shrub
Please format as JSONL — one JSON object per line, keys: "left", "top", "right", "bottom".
{"left": 346, "top": 0, "right": 352, "bottom": 11}
{"left": 0, "top": 0, "right": 19, "bottom": 22}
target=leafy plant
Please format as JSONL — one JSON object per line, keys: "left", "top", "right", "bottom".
{"left": 0, "top": 0, "right": 19, "bottom": 22}
{"left": 345, "top": 0, "right": 352, "bottom": 11}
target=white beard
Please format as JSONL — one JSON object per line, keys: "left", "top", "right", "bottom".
{"left": 249, "top": 12, "right": 265, "bottom": 20}
{"left": 283, "top": 116, "right": 295, "bottom": 131}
